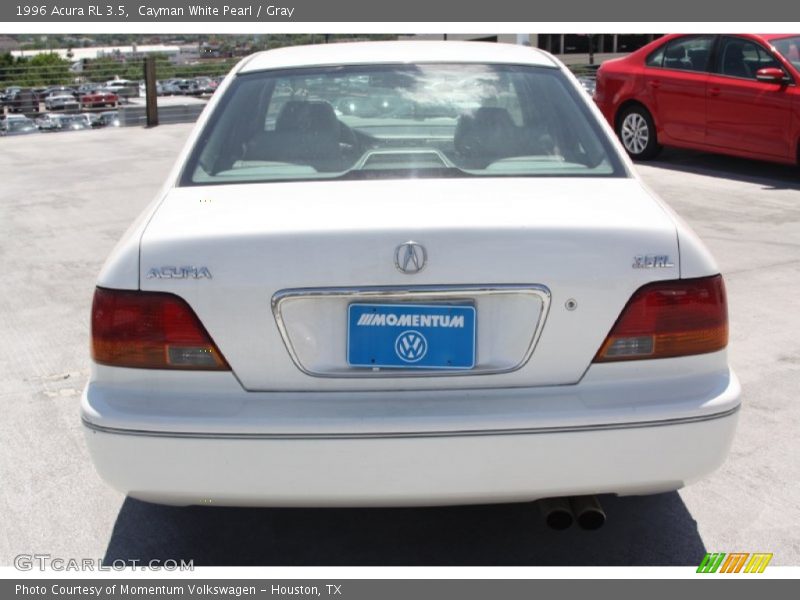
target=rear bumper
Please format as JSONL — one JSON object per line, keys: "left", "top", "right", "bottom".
{"left": 81, "top": 355, "right": 741, "bottom": 506}
{"left": 83, "top": 408, "right": 739, "bottom": 507}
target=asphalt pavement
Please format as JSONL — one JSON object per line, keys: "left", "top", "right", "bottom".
{"left": 0, "top": 126, "right": 798, "bottom": 566}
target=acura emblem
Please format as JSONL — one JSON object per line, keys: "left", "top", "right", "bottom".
{"left": 394, "top": 241, "right": 427, "bottom": 274}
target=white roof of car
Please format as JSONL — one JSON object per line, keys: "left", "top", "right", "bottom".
{"left": 239, "top": 41, "right": 559, "bottom": 73}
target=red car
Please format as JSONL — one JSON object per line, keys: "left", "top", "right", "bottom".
{"left": 80, "top": 90, "right": 119, "bottom": 109}
{"left": 594, "top": 34, "right": 800, "bottom": 165}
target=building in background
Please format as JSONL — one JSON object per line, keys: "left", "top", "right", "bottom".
{"left": 400, "top": 33, "right": 662, "bottom": 65}
{"left": 11, "top": 44, "right": 182, "bottom": 64}
{"left": 0, "top": 35, "right": 20, "bottom": 53}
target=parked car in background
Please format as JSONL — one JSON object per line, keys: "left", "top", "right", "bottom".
{"left": 1, "top": 116, "right": 38, "bottom": 136}
{"left": 56, "top": 114, "right": 89, "bottom": 130}
{"left": 159, "top": 80, "right": 183, "bottom": 95}
{"left": 104, "top": 79, "right": 134, "bottom": 90}
{"left": 36, "top": 113, "right": 63, "bottom": 131}
{"left": 103, "top": 79, "right": 137, "bottom": 99}
{"left": 45, "top": 93, "right": 80, "bottom": 111}
{"left": 35, "top": 113, "right": 101, "bottom": 132}
{"left": 80, "top": 89, "right": 119, "bottom": 108}
{"left": 83, "top": 42, "right": 739, "bottom": 520}
{"left": 41, "top": 86, "right": 78, "bottom": 99}
{"left": 595, "top": 33, "right": 800, "bottom": 165}
{"left": 8, "top": 89, "right": 40, "bottom": 114}
{"left": 98, "top": 111, "right": 121, "bottom": 127}
{"left": 163, "top": 78, "right": 200, "bottom": 95}
{"left": 182, "top": 79, "right": 203, "bottom": 95}
{"left": 79, "top": 112, "right": 102, "bottom": 128}
{"left": 31, "top": 87, "right": 49, "bottom": 103}
{"left": 1, "top": 86, "right": 21, "bottom": 106}
{"left": 193, "top": 76, "right": 218, "bottom": 95}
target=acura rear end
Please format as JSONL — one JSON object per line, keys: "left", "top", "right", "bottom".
{"left": 82, "top": 42, "right": 739, "bottom": 507}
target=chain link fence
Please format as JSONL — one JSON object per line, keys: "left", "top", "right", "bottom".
{"left": 1, "top": 56, "right": 236, "bottom": 134}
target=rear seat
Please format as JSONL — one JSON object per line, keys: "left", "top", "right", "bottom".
{"left": 244, "top": 100, "right": 344, "bottom": 171}
{"left": 663, "top": 45, "right": 689, "bottom": 70}
{"left": 454, "top": 107, "right": 556, "bottom": 168}
{"left": 687, "top": 48, "right": 709, "bottom": 71}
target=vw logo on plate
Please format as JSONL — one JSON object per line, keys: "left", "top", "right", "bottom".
{"left": 395, "top": 330, "right": 428, "bottom": 363}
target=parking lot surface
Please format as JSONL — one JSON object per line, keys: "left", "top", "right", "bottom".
{"left": 0, "top": 126, "right": 798, "bottom": 566}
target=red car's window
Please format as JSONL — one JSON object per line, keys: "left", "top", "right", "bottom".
{"left": 645, "top": 46, "right": 665, "bottom": 67}
{"left": 648, "top": 36, "right": 715, "bottom": 72}
{"left": 716, "top": 36, "right": 782, "bottom": 79}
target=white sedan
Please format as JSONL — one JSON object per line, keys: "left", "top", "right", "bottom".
{"left": 82, "top": 42, "right": 739, "bottom": 526}
{"left": 44, "top": 93, "right": 79, "bottom": 111}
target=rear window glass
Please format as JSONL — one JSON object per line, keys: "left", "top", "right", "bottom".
{"left": 656, "top": 36, "right": 715, "bottom": 72}
{"left": 181, "top": 63, "right": 624, "bottom": 186}
{"left": 645, "top": 47, "right": 665, "bottom": 67}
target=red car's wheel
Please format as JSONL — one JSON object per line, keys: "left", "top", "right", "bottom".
{"left": 616, "top": 105, "right": 662, "bottom": 160}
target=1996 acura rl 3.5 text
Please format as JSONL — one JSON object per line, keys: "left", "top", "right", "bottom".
{"left": 82, "top": 42, "right": 739, "bottom": 526}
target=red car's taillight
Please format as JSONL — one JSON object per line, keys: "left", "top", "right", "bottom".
{"left": 91, "top": 287, "right": 230, "bottom": 370}
{"left": 593, "top": 275, "right": 728, "bottom": 362}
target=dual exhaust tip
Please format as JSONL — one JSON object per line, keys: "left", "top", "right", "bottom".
{"left": 538, "top": 495, "right": 606, "bottom": 531}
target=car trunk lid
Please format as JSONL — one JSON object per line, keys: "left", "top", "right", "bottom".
{"left": 140, "top": 177, "right": 679, "bottom": 391}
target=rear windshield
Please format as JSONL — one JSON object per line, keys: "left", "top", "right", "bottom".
{"left": 181, "top": 63, "right": 625, "bottom": 186}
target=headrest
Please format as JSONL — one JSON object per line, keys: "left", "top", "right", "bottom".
{"left": 276, "top": 100, "right": 338, "bottom": 133}
{"left": 454, "top": 107, "right": 517, "bottom": 159}
{"left": 664, "top": 45, "right": 686, "bottom": 60}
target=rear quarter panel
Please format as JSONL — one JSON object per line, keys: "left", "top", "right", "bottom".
{"left": 596, "top": 57, "right": 645, "bottom": 126}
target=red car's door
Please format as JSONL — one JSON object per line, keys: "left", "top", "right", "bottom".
{"left": 643, "top": 35, "right": 715, "bottom": 145}
{"left": 706, "top": 36, "right": 794, "bottom": 159}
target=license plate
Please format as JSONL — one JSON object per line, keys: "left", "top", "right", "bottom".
{"left": 347, "top": 303, "right": 476, "bottom": 370}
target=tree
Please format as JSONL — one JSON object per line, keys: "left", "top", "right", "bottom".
{"left": 83, "top": 56, "right": 128, "bottom": 82}
{"left": 0, "top": 52, "right": 16, "bottom": 85}
{"left": 16, "top": 52, "right": 72, "bottom": 86}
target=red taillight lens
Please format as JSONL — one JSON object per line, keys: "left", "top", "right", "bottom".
{"left": 91, "top": 287, "right": 230, "bottom": 370}
{"left": 593, "top": 275, "right": 728, "bottom": 362}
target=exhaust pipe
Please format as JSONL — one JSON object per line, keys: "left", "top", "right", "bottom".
{"left": 538, "top": 497, "right": 574, "bottom": 530}
{"left": 569, "top": 495, "right": 606, "bottom": 530}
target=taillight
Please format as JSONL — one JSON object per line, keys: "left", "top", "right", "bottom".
{"left": 91, "top": 287, "right": 229, "bottom": 370}
{"left": 593, "top": 275, "right": 728, "bottom": 362}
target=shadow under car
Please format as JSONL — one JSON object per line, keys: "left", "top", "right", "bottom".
{"left": 103, "top": 492, "right": 706, "bottom": 566}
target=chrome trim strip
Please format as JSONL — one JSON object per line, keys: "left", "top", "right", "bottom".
{"left": 82, "top": 404, "right": 739, "bottom": 441}
{"left": 270, "top": 284, "right": 551, "bottom": 378}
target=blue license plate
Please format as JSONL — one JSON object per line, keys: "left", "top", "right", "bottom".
{"left": 347, "top": 303, "right": 476, "bottom": 370}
